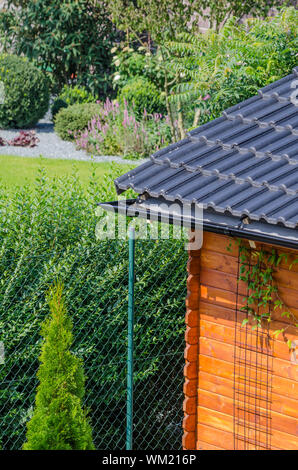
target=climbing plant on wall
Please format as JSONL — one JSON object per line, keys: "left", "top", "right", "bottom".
{"left": 231, "top": 240, "right": 298, "bottom": 351}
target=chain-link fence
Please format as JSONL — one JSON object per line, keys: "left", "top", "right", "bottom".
{"left": 0, "top": 236, "right": 188, "bottom": 450}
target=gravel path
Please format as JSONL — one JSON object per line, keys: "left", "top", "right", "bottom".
{"left": 0, "top": 120, "right": 146, "bottom": 165}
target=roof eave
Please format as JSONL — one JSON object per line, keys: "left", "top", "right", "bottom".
{"left": 98, "top": 198, "right": 298, "bottom": 250}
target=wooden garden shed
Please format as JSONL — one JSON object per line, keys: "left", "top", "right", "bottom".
{"left": 102, "top": 68, "right": 298, "bottom": 450}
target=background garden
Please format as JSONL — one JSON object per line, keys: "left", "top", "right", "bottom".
{"left": 0, "top": 3, "right": 297, "bottom": 160}
{"left": 0, "top": 0, "right": 297, "bottom": 450}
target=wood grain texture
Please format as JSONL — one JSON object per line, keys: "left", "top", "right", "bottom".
{"left": 194, "top": 232, "right": 298, "bottom": 450}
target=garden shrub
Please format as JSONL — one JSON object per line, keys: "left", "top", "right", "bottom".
{"left": 0, "top": 54, "right": 50, "bottom": 129}
{"left": 23, "top": 283, "right": 94, "bottom": 450}
{"left": 0, "top": 165, "right": 186, "bottom": 450}
{"left": 111, "top": 46, "right": 167, "bottom": 92}
{"left": 52, "top": 85, "right": 95, "bottom": 122}
{"left": 51, "top": 99, "right": 68, "bottom": 122}
{"left": 119, "top": 77, "right": 165, "bottom": 118}
{"left": 59, "top": 85, "right": 95, "bottom": 106}
{"left": 54, "top": 102, "right": 100, "bottom": 141}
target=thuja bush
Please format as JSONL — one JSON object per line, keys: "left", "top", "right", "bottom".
{"left": 23, "top": 283, "right": 94, "bottom": 450}
{"left": 0, "top": 165, "right": 187, "bottom": 449}
{"left": 0, "top": 54, "right": 49, "bottom": 129}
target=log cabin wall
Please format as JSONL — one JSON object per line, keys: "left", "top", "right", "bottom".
{"left": 182, "top": 231, "right": 298, "bottom": 451}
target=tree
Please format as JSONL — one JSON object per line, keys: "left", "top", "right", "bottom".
{"left": 0, "top": 0, "right": 116, "bottom": 96}
{"left": 23, "top": 282, "right": 95, "bottom": 450}
{"left": 108, "top": 0, "right": 288, "bottom": 141}
{"left": 108, "top": 1, "right": 200, "bottom": 141}
{"left": 108, "top": 0, "right": 197, "bottom": 43}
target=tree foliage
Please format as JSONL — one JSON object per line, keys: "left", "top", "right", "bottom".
{"left": 108, "top": 0, "right": 289, "bottom": 38}
{"left": 23, "top": 282, "right": 95, "bottom": 450}
{"left": 166, "top": 7, "right": 298, "bottom": 128}
{"left": 108, "top": 1, "right": 291, "bottom": 141}
{"left": 0, "top": 0, "right": 116, "bottom": 95}
{"left": 197, "top": 0, "right": 288, "bottom": 30}
{"left": 108, "top": 0, "right": 196, "bottom": 43}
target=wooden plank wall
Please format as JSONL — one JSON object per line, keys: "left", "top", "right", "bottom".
{"left": 196, "top": 232, "right": 298, "bottom": 450}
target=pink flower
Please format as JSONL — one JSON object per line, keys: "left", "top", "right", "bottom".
{"left": 202, "top": 94, "right": 210, "bottom": 101}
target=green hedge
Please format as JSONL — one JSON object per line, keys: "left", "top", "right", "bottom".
{"left": 0, "top": 165, "right": 186, "bottom": 450}
{"left": 0, "top": 54, "right": 49, "bottom": 129}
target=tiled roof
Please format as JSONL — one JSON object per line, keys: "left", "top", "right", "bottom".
{"left": 115, "top": 69, "right": 298, "bottom": 231}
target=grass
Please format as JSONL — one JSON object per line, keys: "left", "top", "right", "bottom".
{"left": 0, "top": 155, "right": 133, "bottom": 189}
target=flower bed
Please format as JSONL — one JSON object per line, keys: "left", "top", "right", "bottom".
{"left": 74, "top": 98, "right": 172, "bottom": 159}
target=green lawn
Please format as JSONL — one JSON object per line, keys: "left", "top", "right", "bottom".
{"left": 0, "top": 155, "right": 133, "bottom": 189}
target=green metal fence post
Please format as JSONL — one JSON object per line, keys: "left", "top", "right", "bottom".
{"left": 126, "top": 226, "right": 135, "bottom": 450}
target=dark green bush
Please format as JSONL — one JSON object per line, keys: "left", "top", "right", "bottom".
{"left": 119, "top": 77, "right": 165, "bottom": 118}
{"left": 51, "top": 98, "right": 68, "bottom": 122}
{"left": 23, "top": 283, "right": 94, "bottom": 450}
{"left": 54, "top": 102, "right": 100, "bottom": 141}
{"left": 0, "top": 54, "right": 50, "bottom": 129}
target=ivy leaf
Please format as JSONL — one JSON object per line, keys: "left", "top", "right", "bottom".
{"left": 281, "top": 311, "right": 291, "bottom": 318}
{"left": 272, "top": 328, "right": 285, "bottom": 338}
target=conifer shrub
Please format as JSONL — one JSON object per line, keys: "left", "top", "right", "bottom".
{"left": 23, "top": 282, "right": 95, "bottom": 450}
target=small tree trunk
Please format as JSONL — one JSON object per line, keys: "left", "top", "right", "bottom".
{"left": 165, "top": 87, "right": 176, "bottom": 142}
{"left": 177, "top": 97, "right": 186, "bottom": 140}
{"left": 161, "top": 49, "right": 176, "bottom": 142}
{"left": 192, "top": 108, "right": 201, "bottom": 128}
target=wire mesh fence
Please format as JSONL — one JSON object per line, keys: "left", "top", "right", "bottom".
{"left": 0, "top": 236, "right": 187, "bottom": 450}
